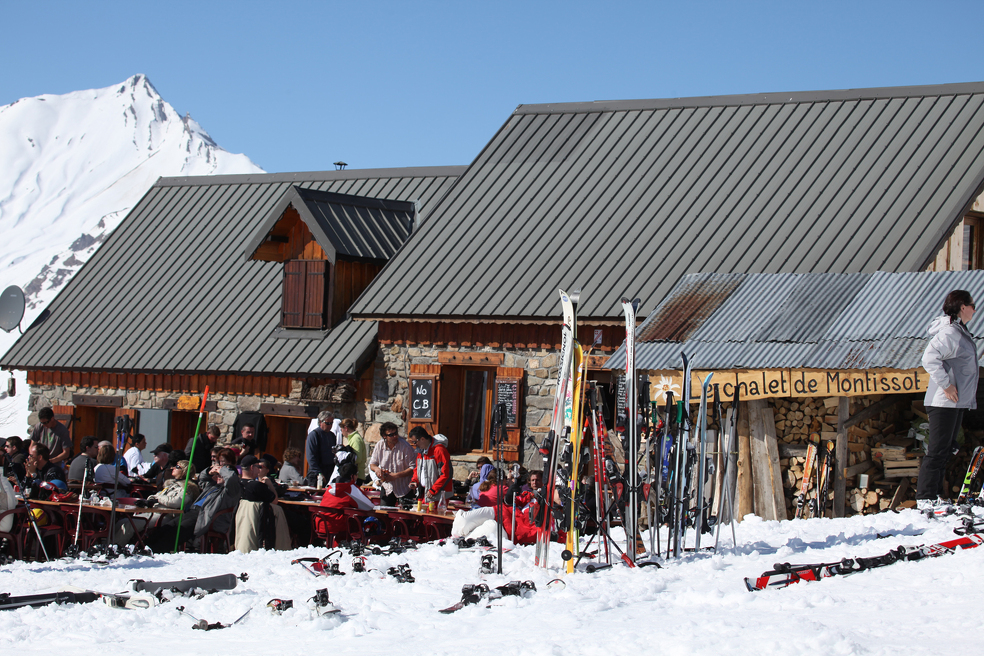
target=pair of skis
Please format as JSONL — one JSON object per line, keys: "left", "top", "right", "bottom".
{"left": 534, "top": 289, "right": 577, "bottom": 568}
{"left": 746, "top": 526, "right": 984, "bottom": 591}
{"left": 793, "top": 440, "right": 834, "bottom": 519}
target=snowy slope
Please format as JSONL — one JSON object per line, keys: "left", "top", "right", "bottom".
{"left": 0, "top": 75, "right": 263, "bottom": 432}
{"left": 0, "top": 510, "right": 981, "bottom": 655}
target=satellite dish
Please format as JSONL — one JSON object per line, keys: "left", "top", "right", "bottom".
{"left": 0, "top": 286, "right": 26, "bottom": 333}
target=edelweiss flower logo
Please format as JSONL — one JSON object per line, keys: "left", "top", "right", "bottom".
{"left": 653, "top": 375, "right": 681, "bottom": 402}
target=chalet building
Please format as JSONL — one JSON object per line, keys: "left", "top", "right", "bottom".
{"left": 347, "top": 82, "right": 984, "bottom": 471}
{"left": 606, "top": 270, "right": 984, "bottom": 518}
{"left": 0, "top": 167, "right": 464, "bottom": 459}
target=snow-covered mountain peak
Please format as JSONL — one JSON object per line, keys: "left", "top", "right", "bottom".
{"left": 0, "top": 76, "right": 264, "bottom": 429}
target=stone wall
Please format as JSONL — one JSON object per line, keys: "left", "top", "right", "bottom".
{"left": 374, "top": 344, "right": 563, "bottom": 468}
{"left": 28, "top": 383, "right": 364, "bottom": 444}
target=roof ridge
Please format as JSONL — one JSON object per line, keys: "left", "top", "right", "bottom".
{"left": 154, "top": 165, "right": 468, "bottom": 187}
{"left": 515, "top": 81, "right": 984, "bottom": 115}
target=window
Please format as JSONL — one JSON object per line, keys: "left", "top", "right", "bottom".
{"left": 282, "top": 260, "right": 329, "bottom": 329}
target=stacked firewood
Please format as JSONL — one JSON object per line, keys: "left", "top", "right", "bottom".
{"left": 773, "top": 396, "right": 907, "bottom": 516}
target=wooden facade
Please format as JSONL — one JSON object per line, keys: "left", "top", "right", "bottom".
{"left": 378, "top": 320, "right": 624, "bottom": 352}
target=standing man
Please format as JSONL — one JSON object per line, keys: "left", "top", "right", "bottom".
{"left": 369, "top": 422, "right": 416, "bottom": 506}
{"left": 29, "top": 407, "right": 72, "bottom": 471}
{"left": 408, "top": 427, "right": 453, "bottom": 508}
{"left": 305, "top": 411, "right": 337, "bottom": 487}
{"left": 188, "top": 425, "right": 220, "bottom": 475}
{"left": 232, "top": 424, "right": 259, "bottom": 463}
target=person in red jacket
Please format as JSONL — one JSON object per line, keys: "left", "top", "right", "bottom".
{"left": 315, "top": 462, "right": 374, "bottom": 541}
{"left": 408, "top": 427, "right": 453, "bottom": 507}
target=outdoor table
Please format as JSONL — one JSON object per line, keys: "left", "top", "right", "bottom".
{"left": 29, "top": 498, "right": 182, "bottom": 549}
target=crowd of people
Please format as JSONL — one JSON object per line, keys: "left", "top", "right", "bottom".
{"left": 0, "top": 407, "right": 554, "bottom": 558}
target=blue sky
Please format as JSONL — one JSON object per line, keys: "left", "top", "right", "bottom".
{"left": 2, "top": 1, "right": 981, "bottom": 173}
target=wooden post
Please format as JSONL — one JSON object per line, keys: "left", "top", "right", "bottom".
{"left": 736, "top": 402, "right": 753, "bottom": 521}
{"left": 834, "top": 396, "right": 849, "bottom": 517}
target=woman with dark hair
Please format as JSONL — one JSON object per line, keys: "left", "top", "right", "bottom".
{"left": 918, "top": 289, "right": 978, "bottom": 512}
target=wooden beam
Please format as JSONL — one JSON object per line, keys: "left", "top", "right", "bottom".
{"left": 843, "top": 396, "right": 897, "bottom": 428}
{"left": 834, "top": 396, "right": 849, "bottom": 517}
{"left": 844, "top": 459, "right": 873, "bottom": 479}
{"left": 889, "top": 477, "right": 911, "bottom": 511}
{"left": 736, "top": 403, "right": 753, "bottom": 521}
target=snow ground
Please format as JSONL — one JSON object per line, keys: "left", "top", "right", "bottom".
{"left": 2, "top": 509, "right": 982, "bottom": 656}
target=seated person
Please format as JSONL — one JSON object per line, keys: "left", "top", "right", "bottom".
{"left": 67, "top": 436, "right": 99, "bottom": 482}
{"left": 146, "top": 448, "right": 240, "bottom": 553}
{"left": 259, "top": 454, "right": 280, "bottom": 480}
{"left": 469, "top": 462, "right": 495, "bottom": 505}
{"left": 234, "top": 455, "right": 289, "bottom": 553}
{"left": 477, "top": 469, "right": 504, "bottom": 508}
{"left": 143, "top": 443, "right": 173, "bottom": 486}
{"left": 149, "top": 461, "right": 200, "bottom": 509}
{"left": 467, "top": 456, "right": 493, "bottom": 486}
{"left": 315, "top": 461, "right": 374, "bottom": 541}
{"left": 93, "top": 444, "right": 131, "bottom": 492}
{"left": 277, "top": 447, "right": 303, "bottom": 485}
{"left": 3, "top": 436, "right": 28, "bottom": 481}
{"left": 123, "top": 434, "right": 150, "bottom": 476}
{"left": 24, "top": 442, "right": 63, "bottom": 486}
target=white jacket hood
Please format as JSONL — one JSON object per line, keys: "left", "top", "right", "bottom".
{"left": 927, "top": 315, "right": 953, "bottom": 336}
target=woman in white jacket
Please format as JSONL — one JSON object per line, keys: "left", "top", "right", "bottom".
{"left": 918, "top": 290, "right": 978, "bottom": 508}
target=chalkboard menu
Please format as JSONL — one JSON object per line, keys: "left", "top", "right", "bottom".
{"left": 496, "top": 378, "right": 520, "bottom": 427}
{"left": 410, "top": 377, "right": 434, "bottom": 420}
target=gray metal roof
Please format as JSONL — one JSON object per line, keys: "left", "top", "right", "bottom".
{"left": 350, "top": 82, "right": 984, "bottom": 322}
{"left": 606, "top": 270, "right": 984, "bottom": 371}
{"left": 1, "top": 167, "right": 463, "bottom": 377}
{"left": 244, "top": 186, "right": 416, "bottom": 263}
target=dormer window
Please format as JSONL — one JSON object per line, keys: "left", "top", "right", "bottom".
{"left": 245, "top": 185, "right": 416, "bottom": 332}
{"left": 282, "top": 260, "right": 329, "bottom": 329}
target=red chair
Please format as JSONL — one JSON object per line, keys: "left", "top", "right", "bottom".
{"left": 23, "top": 505, "right": 67, "bottom": 559}
{"left": 0, "top": 506, "right": 27, "bottom": 561}
{"left": 200, "top": 506, "right": 235, "bottom": 554}
{"left": 310, "top": 508, "right": 347, "bottom": 547}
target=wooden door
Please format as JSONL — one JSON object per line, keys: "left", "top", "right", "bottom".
{"left": 52, "top": 404, "right": 76, "bottom": 456}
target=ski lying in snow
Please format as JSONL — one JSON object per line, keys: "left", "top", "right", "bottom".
{"left": 439, "top": 580, "right": 536, "bottom": 613}
{"left": 176, "top": 605, "right": 252, "bottom": 630}
{"left": 0, "top": 590, "right": 100, "bottom": 610}
{"left": 131, "top": 572, "right": 247, "bottom": 594}
{"left": 101, "top": 592, "right": 159, "bottom": 609}
{"left": 745, "top": 532, "right": 984, "bottom": 591}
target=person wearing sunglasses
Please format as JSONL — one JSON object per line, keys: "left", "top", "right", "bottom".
{"left": 918, "top": 289, "right": 978, "bottom": 514}
{"left": 368, "top": 422, "right": 415, "bottom": 506}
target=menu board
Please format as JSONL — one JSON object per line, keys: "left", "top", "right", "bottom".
{"left": 410, "top": 377, "right": 434, "bottom": 420}
{"left": 496, "top": 379, "right": 520, "bottom": 427}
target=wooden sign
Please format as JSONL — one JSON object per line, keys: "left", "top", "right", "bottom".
{"left": 788, "top": 369, "right": 930, "bottom": 397}
{"left": 495, "top": 378, "right": 521, "bottom": 428}
{"left": 647, "top": 367, "right": 931, "bottom": 401}
{"left": 409, "top": 376, "right": 436, "bottom": 420}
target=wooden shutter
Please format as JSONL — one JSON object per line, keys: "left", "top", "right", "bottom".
{"left": 282, "top": 260, "right": 327, "bottom": 329}
{"left": 282, "top": 260, "right": 306, "bottom": 328}
{"left": 52, "top": 404, "right": 76, "bottom": 456}
{"left": 303, "top": 260, "right": 327, "bottom": 329}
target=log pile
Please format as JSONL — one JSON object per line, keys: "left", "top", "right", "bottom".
{"left": 772, "top": 396, "right": 909, "bottom": 516}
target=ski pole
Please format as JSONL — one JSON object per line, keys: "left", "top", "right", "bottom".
{"left": 74, "top": 457, "right": 94, "bottom": 550}
{"left": 174, "top": 386, "right": 209, "bottom": 553}
{"left": 12, "top": 468, "right": 50, "bottom": 562}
